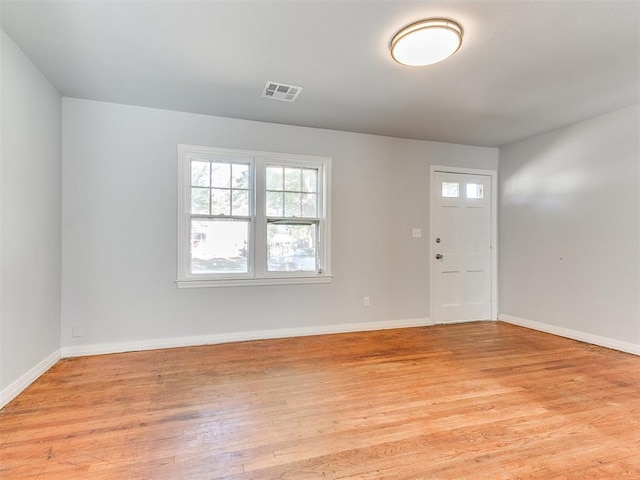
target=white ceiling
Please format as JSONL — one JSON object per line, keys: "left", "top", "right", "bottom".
{"left": 1, "top": 0, "right": 639, "bottom": 147}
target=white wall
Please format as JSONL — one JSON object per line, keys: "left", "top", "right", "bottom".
{"left": 0, "top": 30, "right": 62, "bottom": 392}
{"left": 61, "top": 98, "right": 498, "bottom": 352}
{"left": 499, "top": 104, "right": 640, "bottom": 350}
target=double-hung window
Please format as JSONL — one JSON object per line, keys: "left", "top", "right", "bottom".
{"left": 177, "top": 145, "right": 331, "bottom": 287}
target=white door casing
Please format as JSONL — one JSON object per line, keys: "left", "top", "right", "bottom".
{"left": 430, "top": 166, "right": 497, "bottom": 323}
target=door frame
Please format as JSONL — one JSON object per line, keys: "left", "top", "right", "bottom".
{"left": 429, "top": 165, "right": 498, "bottom": 323}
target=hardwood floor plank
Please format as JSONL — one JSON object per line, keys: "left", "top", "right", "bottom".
{"left": 1, "top": 322, "right": 638, "bottom": 479}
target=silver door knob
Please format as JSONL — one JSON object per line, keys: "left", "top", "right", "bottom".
{"left": 435, "top": 253, "right": 443, "bottom": 260}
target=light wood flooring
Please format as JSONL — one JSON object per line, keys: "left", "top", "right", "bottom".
{"left": 1, "top": 322, "right": 639, "bottom": 479}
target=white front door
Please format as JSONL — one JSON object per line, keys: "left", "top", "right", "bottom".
{"left": 431, "top": 169, "right": 494, "bottom": 323}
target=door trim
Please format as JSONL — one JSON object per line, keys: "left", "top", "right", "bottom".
{"left": 429, "top": 165, "right": 498, "bottom": 323}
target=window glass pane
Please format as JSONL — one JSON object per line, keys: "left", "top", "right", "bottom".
{"left": 232, "top": 189, "right": 249, "bottom": 216}
{"left": 211, "top": 188, "right": 231, "bottom": 215}
{"left": 191, "top": 187, "right": 210, "bottom": 214}
{"left": 191, "top": 161, "right": 210, "bottom": 187}
{"left": 301, "top": 193, "right": 317, "bottom": 217}
{"left": 466, "top": 183, "right": 484, "bottom": 199}
{"left": 267, "top": 223, "right": 317, "bottom": 272}
{"left": 266, "top": 191, "right": 283, "bottom": 217}
{"left": 191, "top": 219, "right": 248, "bottom": 274}
{"left": 284, "top": 192, "right": 301, "bottom": 217}
{"left": 302, "top": 169, "right": 318, "bottom": 193}
{"left": 211, "top": 163, "right": 231, "bottom": 188}
{"left": 232, "top": 163, "right": 250, "bottom": 189}
{"left": 266, "top": 166, "right": 283, "bottom": 190}
{"left": 284, "top": 167, "right": 302, "bottom": 191}
{"left": 442, "top": 182, "right": 459, "bottom": 198}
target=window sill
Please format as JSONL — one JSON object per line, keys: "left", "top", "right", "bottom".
{"left": 175, "top": 274, "right": 333, "bottom": 288}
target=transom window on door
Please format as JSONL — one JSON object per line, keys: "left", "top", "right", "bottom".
{"left": 177, "top": 145, "right": 332, "bottom": 287}
{"left": 441, "top": 181, "right": 484, "bottom": 199}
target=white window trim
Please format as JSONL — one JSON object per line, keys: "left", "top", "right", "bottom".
{"left": 176, "top": 145, "right": 332, "bottom": 288}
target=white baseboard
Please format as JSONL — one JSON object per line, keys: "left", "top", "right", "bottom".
{"left": 0, "top": 349, "right": 61, "bottom": 410}
{"left": 61, "top": 317, "right": 433, "bottom": 358}
{"left": 434, "top": 317, "right": 497, "bottom": 325}
{"left": 499, "top": 314, "right": 640, "bottom": 356}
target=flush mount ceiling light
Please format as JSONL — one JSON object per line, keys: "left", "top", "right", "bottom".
{"left": 390, "top": 18, "right": 463, "bottom": 66}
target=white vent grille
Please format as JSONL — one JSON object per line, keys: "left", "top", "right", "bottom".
{"left": 262, "top": 81, "right": 303, "bottom": 102}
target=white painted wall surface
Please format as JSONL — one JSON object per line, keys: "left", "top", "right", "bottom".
{"left": 61, "top": 98, "right": 498, "bottom": 350}
{"left": 0, "top": 31, "right": 62, "bottom": 391}
{"left": 499, "top": 104, "right": 640, "bottom": 347}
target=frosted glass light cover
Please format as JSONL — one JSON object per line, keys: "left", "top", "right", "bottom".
{"left": 391, "top": 19, "right": 463, "bottom": 67}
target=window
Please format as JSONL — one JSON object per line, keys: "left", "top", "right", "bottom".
{"left": 177, "top": 145, "right": 332, "bottom": 287}
{"left": 466, "top": 183, "right": 484, "bottom": 199}
{"left": 442, "top": 181, "right": 484, "bottom": 199}
{"left": 442, "top": 182, "right": 459, "bottom": 198}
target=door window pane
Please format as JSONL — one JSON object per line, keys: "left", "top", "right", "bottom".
{"left": 190, "top": 219, "right": 249, "bottom": 274}
{"left": 466, "top": 183, "right": 484, "bottom": 199}
{"left": 442, "top": 182, "right": 459, "bottom": 198}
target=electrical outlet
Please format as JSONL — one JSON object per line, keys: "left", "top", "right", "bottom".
{"left": 363, "top": 296, "right": 370, "bottom": 307}
{"left": 412, "top": 228, "right": 422, "bottom": 238}
{"left": 72, "top": 325, "right": 84, "bottom": 338}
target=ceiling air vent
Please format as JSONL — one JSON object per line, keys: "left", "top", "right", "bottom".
{"left": 262, "top": 81, "right": 303, "bottom": 102}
